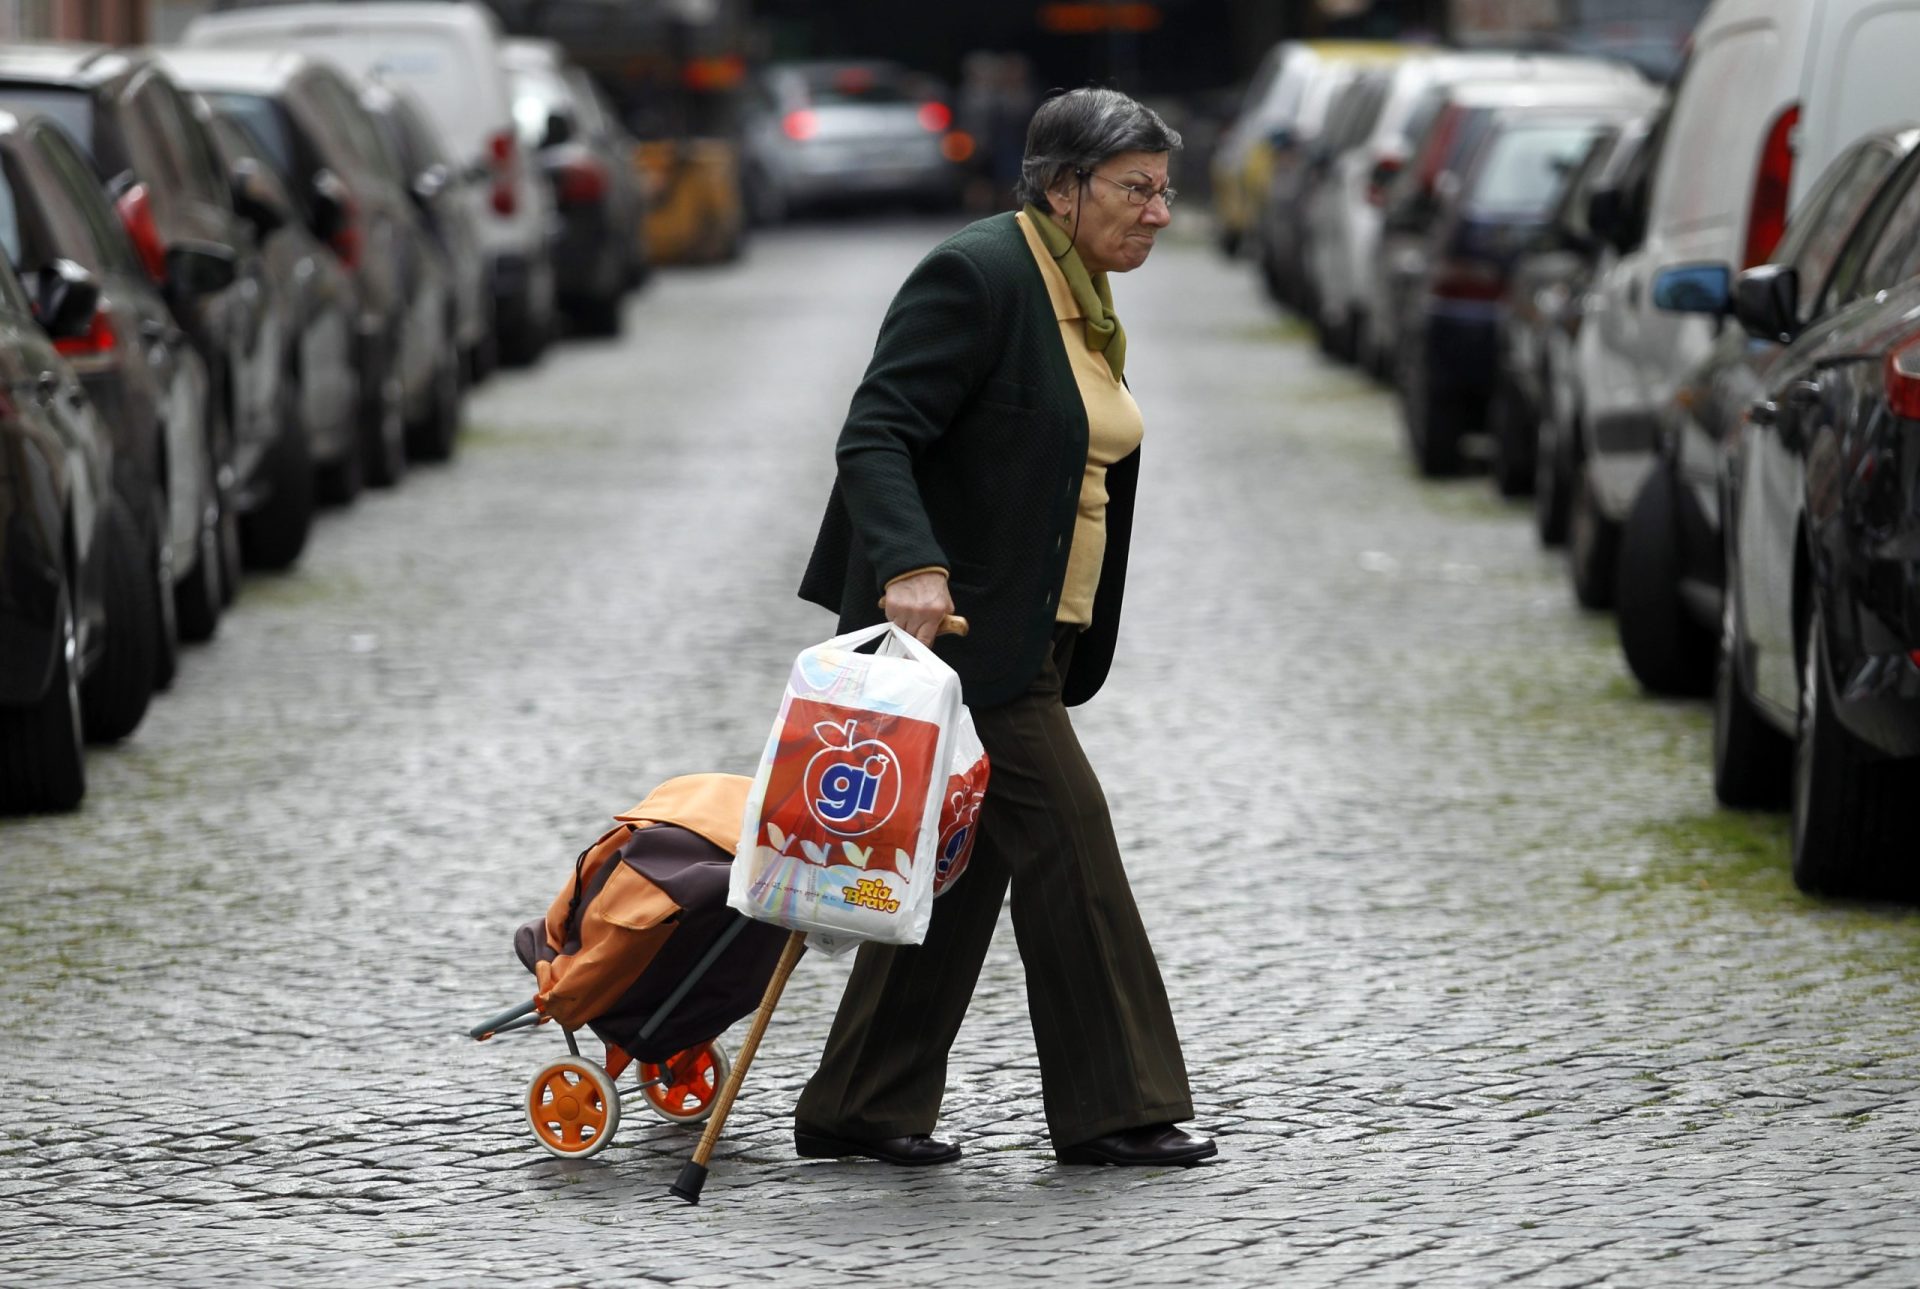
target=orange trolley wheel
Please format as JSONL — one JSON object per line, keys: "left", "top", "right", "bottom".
{"left": 636, "top": 1039, "right": 731, "bottom": 1125}
{"left": 525, "top": 1057, "right": 622, "bottom": 1159}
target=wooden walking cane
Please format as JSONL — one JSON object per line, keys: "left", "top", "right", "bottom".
{"left": 670, "top": 929, "right": 808, "bottom": 1204}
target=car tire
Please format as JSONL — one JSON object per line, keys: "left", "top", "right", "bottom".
{"left": 1488, "top": 380, "right": 1535, "bottom": 498}
{"left": 1711, "top": 581, "right": 1791, "bottom": 809}
{"left": 405, "top": 351, "right": 462, "bottom": 463}
{"left": 1402, "top": 350, "right": 1463, "bottom": 477}
{"left": 1568, "top": 469, "right": 1619, "bottom": 610}
{"left": 80, "top": 496, "right": 158, "bottom": 745}
{"left": 0, "top": 581, "right": 86, "bottom": 813}
{"left": 1534, "top": 417, "right": 1573, "bottom": 547}
{"left": 173, "top": 488, "right": 224, "bottom": 645}
{"left": 573, "top": 288, "right": 624, "bottom": 339}
{"left": 146, "top": 486, "right": 179, "bottom": 693}
{"left": 1790, "top": 603, "right": 1915, "bottom": 896}
{"left": 242, "top": 386, "right": 315, "bottom": 571}
{"left": 361, "top": 351, "right": 407, "bottom": 489}
{"left": 498, "top": 303, "right": 550, "bottom": 368}
{"left": 1616, "top": 465, "right": 1714, "bottom": 696}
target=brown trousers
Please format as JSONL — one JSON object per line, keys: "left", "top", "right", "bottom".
{"left": 794, "top": 628, "right": 1193, "bottom": 1147}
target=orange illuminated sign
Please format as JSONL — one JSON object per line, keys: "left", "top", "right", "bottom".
{"left": 1039, "top": 4, "right": 1163, "bottom": 34}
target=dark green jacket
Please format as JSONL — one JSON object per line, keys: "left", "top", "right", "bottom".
{"left": 799, "top": 212, "right": 1140, "bottom": 709}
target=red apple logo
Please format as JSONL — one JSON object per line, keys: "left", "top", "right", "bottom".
{"left": 804, "top": 720, "right": 901, "bottom": 839}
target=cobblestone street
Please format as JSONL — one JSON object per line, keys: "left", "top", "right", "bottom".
{"left": 5, "top": 217, "right": 1920, "bottom": 1286}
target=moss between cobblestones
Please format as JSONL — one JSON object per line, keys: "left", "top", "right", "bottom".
{"left": 1230, "top": 317, "right": 1313, "bottom": 345}
{"left": 242, "top": 569, "right": 367, "bottom": 609}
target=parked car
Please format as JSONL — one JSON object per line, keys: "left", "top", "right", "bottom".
{"left": 202, "top": 105, "right": 361, "bottom": 562}
{"left": 360, "top": 78, "right": 492, "bottom": 390}
{"left": 1556, "top": 0, "right": 1920, "bottom": 612}
{"left": 739, "top": 60, "right": 967, "bottom": 220}
{"left": 0, "top": 105, "right": 219, "bottom": 694}
{"left": 1711, "top": 158, "right": 1920, "bottom": 893}
{"left": 158, "top": 47, "right": 461, "bottom": 484}
{"left": 1395, "top": 86, "right": 1660, "bottom": 476}
{"left": 1617, "top": 131, "right": 1917, "bottom": 700}
{"left": 501, "top": 38, "right": 645, "bottom": 336}
{"left": 0, "top": 211, "right": 151, "bottom": 810}
{"left": 1209, "top": 40, "right": 1410, "bottom": 260}
{"left": 184, "top": 0, "right": 558, "bottom": 367}
{"left": 1486, "top": 114, "right": 1647, "bottom": 497}
{"left": 1310, "top": 51, "right": 1642, "bottom": 378}
{"left": 0, "top": 45, "right": 260, "bottom": 644}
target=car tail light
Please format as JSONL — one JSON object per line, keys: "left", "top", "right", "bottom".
{"left": 488, "top": 129, "right": 519, "bottom": 217}
{"left": 555, "top": 155, "right": 609, "bottom": 206}
{"left": 1366, "top": 155, "right": 1404, "bottom": 207}
{"left": 1743, "top": 103, "right": 1799, "bottom": 269}
{"left": 1431, "top": 259, "right": 1506, "bottom": 303}
{"left": 917, "top": 102, "right": 952, "bottom": 133}
{"left": 1883, "top": 330, "right": 1920, "bottom": 420}
{"left": 53, "top": 310, "right": 116, "bottom": 358}
{"left": 783, "top": 110, "right": 818, "bottom": 142}
{"left": 941, "top": 130, "right": 975, "bottom": 164}
{"left": 331, "top": 190, "right": 363, "bottom": 270}
{"left": 1909, "top": 649, "right": 1920, "bottom": 670}
{"left": 114, "top": 183, "right": 166, "bottom": 285}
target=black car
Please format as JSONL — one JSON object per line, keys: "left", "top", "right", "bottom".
{"left": 1615, "top": 130, "right": 1915, "bottom": 700}
{"left": 1398, "top": 101, "right": 1645, "bottom": 477}
{"left": 0, "top": 227, "right": 154, "bottom": 810}
{"left": 204, "top": 107, "right": 361, "bottom": 564}
{"left": 160, "top": 48, "right": 458, "bottom": 486}
{"left": 0, "top": 108, "right": 219, "bottom": 692}
{"left": 0, "top": 45, "right": 260, "bottom": 643}
{"left": 502, "top": 40, "right": 646, "bottom": 337}
{"left": 1707, "top": 144, "right": 1920, "bottom": 895}
{"left": 1484, "top": 119, "right": 1631, "bottom": 497}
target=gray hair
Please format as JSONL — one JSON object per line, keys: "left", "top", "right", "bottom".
{"left": 1014, "top": 87, "right": 1182, "bottom": 209}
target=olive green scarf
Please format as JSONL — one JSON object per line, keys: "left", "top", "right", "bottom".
{"left": 1024, "top": 203, "right": 1126, "bottom": 380}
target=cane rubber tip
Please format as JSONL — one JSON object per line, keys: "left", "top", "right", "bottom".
{"left": 670, "top": 1161, "right": 708, "bottom": 1205}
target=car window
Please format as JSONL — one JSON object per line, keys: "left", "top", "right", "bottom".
{"left": 208, "top": 93, "right": 297, "bottom": 181}
{"left": 32, "top": 122, "right": 142, "bottom": 278}
{"left": 0, "top": 86, "right": 94, "bottom": 161}
{"left": 801, "top": 64, "right": 911, "bottom": 107}
{"left": 0, "top": 159, "right": 22, "bottom": 268}
{"left": 1853, "top": 173, "right": 1920, "bottom": 298}
{"left": 509, "top": 65, "right": 575, "bottom": 147}
{"left": 209, "top": 113, "right": 297, "bottom": 214}
{"left": 1774, "top": 142, "right": 1901, "bottom": 319}
{"left": 1822, "top": 147, "right": 1920, "bottom": 309}
{"left": 1467, "top": 121, "right": 1608, "bottom": 216}
{"left": 311, "top": 73, "right": 397, "bottom": 183}
{"left": 565, "top": 69, "right": 612, "bottom": 138}
{"left": 1549, "top": 131, "right": 1618, "bottom": 241}
{"left": 140, "top": 75, "right": 225, "bottom": 204}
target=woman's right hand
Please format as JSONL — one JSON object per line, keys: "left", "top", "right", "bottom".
{"left": 882, "top": 570, "right": 955, "bottom": 646}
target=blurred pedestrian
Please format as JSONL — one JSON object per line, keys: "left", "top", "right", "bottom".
{"left": 793, "top": 86, "right": 1213, "bottom": 1169}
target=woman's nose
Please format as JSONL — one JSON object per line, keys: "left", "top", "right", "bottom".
{"left": 1141, "top": 198, "right": 1172, "bottom": 228}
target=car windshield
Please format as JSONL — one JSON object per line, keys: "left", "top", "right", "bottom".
{"left": 0, "top": 162, "right": 21, "bottom": 267}
{"left": 509, "top": 66, "right": 574, "bottom": 147}
{"left": 205, "top": 92, "right": 295, "bottom": 177}
{"left": 0, "top": 85, "right": 93, "bottom": 161}
{"left": 801, "top": 66, "right": 912, "bottom": 107}
{"left": 1469, "top": 121, "right": 1608, "bottom": 216}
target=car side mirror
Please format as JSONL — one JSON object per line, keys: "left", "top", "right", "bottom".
{"left": 229, "top": 157, "right": 284, "bottom": 233}
{"left": 1731, "top": 264, "right": 1800, "bottom": 343}
{"left": 542, "top": 111, "right": 574, "bottom": 150}
{"left": 1651, "top": 262, "right": 1732, "bottom": 315}
{"left": 26, "top": 258, "right": 100, "bottom": 340}
{"left": 167, "top": 240, "right": 239, "bottom": 297}
{"left": 308, "top": 169, "right": 350, "bottom": 242}
{"left": 411, "top": 162, "right": 449, "bottom": 204}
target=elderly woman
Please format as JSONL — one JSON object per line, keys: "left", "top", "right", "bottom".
{"left": 792, "top": 87, "right": 1211, "bottom": 1168}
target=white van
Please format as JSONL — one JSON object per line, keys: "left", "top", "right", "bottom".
{"left": 183, "top": 0, "right": 557, "bottom": 364}
{"left": 1565, "top": 0, "right": 1920, "bottom": 604}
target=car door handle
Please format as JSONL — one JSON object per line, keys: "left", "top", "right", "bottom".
{"left": 141, "top": 317, "right": 168, "bottom": 341}
{"left": 1785, "top": 378, "right": 1822, "bottom": 408}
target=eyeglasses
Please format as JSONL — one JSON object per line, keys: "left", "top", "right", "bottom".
{"left": 1088, "top": 172, "right": 1177, "bottom": 209}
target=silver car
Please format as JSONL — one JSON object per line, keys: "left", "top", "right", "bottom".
{"left": 742, "top": 61, "right": 965, "bottom": 221}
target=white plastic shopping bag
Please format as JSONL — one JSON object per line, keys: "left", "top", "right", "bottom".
{"left": 731, "top": 623, "right": 966, "bottom": 951}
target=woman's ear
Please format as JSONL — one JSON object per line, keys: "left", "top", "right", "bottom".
{"left": 1047, "top": 185, "right": 1072, "bottom": 219}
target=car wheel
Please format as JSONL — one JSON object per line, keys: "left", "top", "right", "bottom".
{"left": 1568, "top": 468, "right": 1619, "bottom": 610}
{"left": 1488, "top": 380, "right": 1536, "bottom": 499}
{"left": 498, "top": 301, "right": 550, "bottom": 368}
{"left": 241, "top": 381, "right": 315, "bottom": 571}
{"left": 80, "top": 496, "right": 159, "bottom": 744}
{"left": 361, "top": 352, "right": 407, "bottom": 489}
{"left": 174, "top": 489, "right": 224, "bottom": 644}
{"left": 1615, "top": 465, "right": 1714, "bottom": 695}
{"left": 572, "top": 289, "right": 624, "bottom": 339}
{"left": 1711, "top": 580, "right": 1791, "bottom": 809}
{"left": 1534, "top": 417, "right": 1572, "bottom": 547}
{"left": 1402, "top": 349, "right": 1462, "bottom": 477}
{"left": 0, "top": 580, "right": 86, "bottom": 813}
{"left": 405, "top": 350, "right": 462, "bottom": 463}
{"left": 147, "top": 487, "right": 179, "bottom": 693}
{"left": 1790, "top": 603, "right": 1915, "bottom": 896}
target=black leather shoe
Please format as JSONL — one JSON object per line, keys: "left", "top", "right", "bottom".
{"left": 794, "top": 1129, "right": 961, "bottom": 1166}
{"left": 1054, "top": 1124, "right": 1216, "bottom": 1167}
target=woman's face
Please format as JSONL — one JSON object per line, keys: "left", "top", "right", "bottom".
{"left": 1047, "top": 150, "right": 1172, "bottom": 275}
